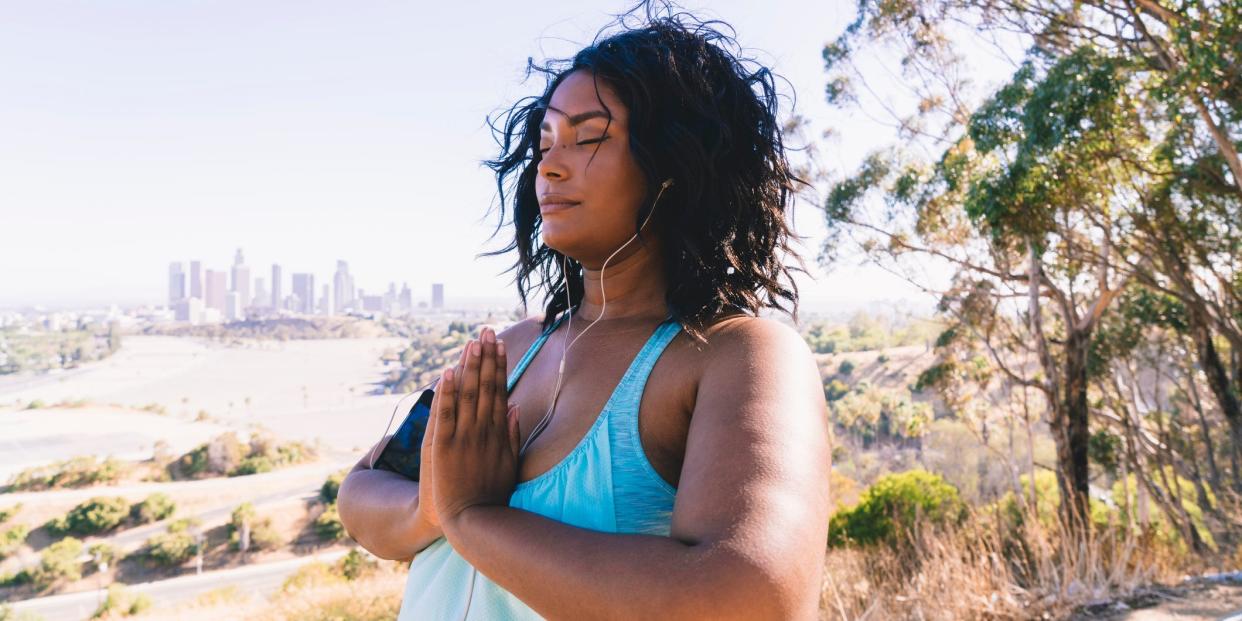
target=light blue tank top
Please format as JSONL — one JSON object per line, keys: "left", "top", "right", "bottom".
{"left": 397, "top": 311, "right": 683, "bottom": 620}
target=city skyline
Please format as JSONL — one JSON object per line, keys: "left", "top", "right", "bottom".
{"left": 0, "top": 1, "right": 963, "bottom": 317}
{"left": 166, "top": 248, "right": 441, "bottom": 323}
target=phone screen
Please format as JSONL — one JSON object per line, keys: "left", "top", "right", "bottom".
{"left": 372, "top": 387, "right": 435, "bottom": 480}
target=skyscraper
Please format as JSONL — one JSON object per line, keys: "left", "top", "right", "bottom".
{"left": 189, "top": 261, "right": 202, "bottom": 299}
{"left": 320, "top": 284, "right": 333, "bottom": 316}
{"left": 231, "top": 248, "right": 251, "bottom": 310}
{"left": 432, "top": 283, "right": 444, "bottom": 310}
{"left": 205, "top": 270, "right": 227, "bottom": 312}
{"left": 399, "top": 282, "right": 412, "bottom": 313}
{"left": 271, "top": 264, "right": 283, "bottom": 311}
{"left": 225, "top": 291, "right": 240, "bottom": 321}
{"left": 291, "top": 273, "right": 315, "bottom": 314}
{"left": 253, "top": 277, "right": 268, "bottom": 309}
{"left": 334, "top": 260, "right": 355, "bottom": 314}
{"left": 168, "top": 262, "right": 186, "bottom": 308}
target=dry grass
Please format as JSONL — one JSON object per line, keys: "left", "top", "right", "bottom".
{"left": 125, "top": 507, "right": 1224, "bottom": 620}
{"left": 817, "top": 510, "right": 1199, "bottom": 620}
{"left": 136, "top": 557, "right": 406, "bottom": 621}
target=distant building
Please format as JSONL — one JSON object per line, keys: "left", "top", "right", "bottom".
{"left": 231, "top": 248, "right": 251, "bottom": 309}
{"left": 189, "top": 260, "right": 203, "bottom": 299}
{"left": 334, "top": 260, "right": 355, "bottom": 314}
{"left": 385, "top": 282, "right": 397, "bottom": 314}
{"left": 225, "top": 291, "right": 240, "bottom": 321}
{"left": 319, "top": 284, "right": 333, "bottom": 316}
{"left": 399, "top": 283, "right": 412, "bottom": 313}
{"left": 432, "top": 283, "right": 444, "bottom": 310}
{"left": 168, "top": 262, "right": 186, "bottom": 308}
{"left": 174, "top": 297, "right": 205, "bottom": 324}
{"left": 291, "top": 273, "right": 315, "bottom": 314}
{"left": 253, "top": 277, "right": 269, "bottom": 309}
{"left": 205, "top": 270, "right": 227, "bottom": 312}
{"left": 271, "top": 264, "right": 283, "bottom": 312}
{"left": 361, "top": 294, "right": 384, "bottom": 312}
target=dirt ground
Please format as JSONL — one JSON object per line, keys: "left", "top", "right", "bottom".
{"left": 1079, "top": 582, "right": 1242, "bottom": 620}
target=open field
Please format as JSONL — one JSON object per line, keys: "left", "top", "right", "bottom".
{"left": 0, "top": 335, "right": 409, "bottom": 480}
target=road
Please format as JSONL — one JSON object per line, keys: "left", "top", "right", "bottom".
{"left": 7, "top": 549, "right": 351, "bottom": 621}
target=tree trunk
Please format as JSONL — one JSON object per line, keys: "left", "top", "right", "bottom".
{"left": 1188, "top": 306, "right": 1242, "bottom": 490}
{"left": 1056, "top": 328, "right": 1093, "bottom": 527}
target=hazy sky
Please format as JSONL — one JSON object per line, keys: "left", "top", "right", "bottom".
{"left": 0, "top": 0, "right": 957, "bottom": 313}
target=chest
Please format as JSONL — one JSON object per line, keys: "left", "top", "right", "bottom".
{"left": 506, "top": 332, "right": 697, "bottom": 491}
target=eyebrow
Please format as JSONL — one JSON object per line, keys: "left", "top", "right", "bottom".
{"left": 539, "top": 105, "right": 610, "bottom": 131}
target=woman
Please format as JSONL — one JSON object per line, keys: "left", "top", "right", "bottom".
{"left": 338, "top": 4, "right": 833, "bottom": 619}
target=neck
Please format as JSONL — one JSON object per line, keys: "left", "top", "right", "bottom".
{"left": 571, "top": 241, "right": 667, "bottom": 323}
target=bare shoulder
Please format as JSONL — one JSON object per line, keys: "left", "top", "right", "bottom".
{"left": 496, "top": 315, "right": 550, "bottom": 361}
{"left": 695, "top": 314, "right": 815, "bottom": 373}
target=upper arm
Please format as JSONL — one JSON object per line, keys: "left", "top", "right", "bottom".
{"left": 668, "top": 317, "right": 832, "bottom": 618}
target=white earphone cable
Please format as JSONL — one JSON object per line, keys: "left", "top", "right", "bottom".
{"left": 462, "top": 179, "right": 672, "bottom": 621}
{"left": 519, "top": 179, "right": 672, "bottom": 457}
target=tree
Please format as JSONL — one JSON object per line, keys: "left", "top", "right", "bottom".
{"left": 818, "top": 0, "right": 1240, "bottom": 534}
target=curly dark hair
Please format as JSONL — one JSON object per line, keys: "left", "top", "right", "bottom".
{"left": 479, "top": 0, "right": 810, "bottom": 344}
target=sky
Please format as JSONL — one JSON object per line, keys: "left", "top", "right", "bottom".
{"left": 0, "top": 0, "right": 957, "bottom": 315}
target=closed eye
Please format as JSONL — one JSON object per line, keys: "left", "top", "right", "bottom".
{"left": 538, "top": 136, "right": 609, "bottom": 155}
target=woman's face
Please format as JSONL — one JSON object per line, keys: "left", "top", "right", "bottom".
{"left": 535, "top": 69, "right": 651, "bottom": 266}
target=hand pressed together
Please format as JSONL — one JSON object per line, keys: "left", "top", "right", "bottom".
{"left": 431, "top": 326, "right": 521, "bottom": 534}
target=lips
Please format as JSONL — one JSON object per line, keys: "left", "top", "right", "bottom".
{"left": 539, "top": 196, "right": 580, "bottom": 214}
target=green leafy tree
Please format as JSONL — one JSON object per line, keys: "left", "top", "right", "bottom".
{"left": 828, "top": 470, "right": 967, "bottom": 546}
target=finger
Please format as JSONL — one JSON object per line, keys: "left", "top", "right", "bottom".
{"left": 422, "top": 388, "right": 438, "bottom": 451}
{"left": 434, "top": 367, "right": 457, "bottom": 440}
{"left": 477, "top": 329, "right": 498, "bottom": 432}
{"left": 453, "top": 339, "right": 470, "bottom": 401}
{"left": 458, "top": 339, "right": 482, "bottom": 429}
{"left": 492, "top": 338, "right": 509, "bottom": 431}
{"left": 507, "top": 404, "right": 521, "bottom": 458}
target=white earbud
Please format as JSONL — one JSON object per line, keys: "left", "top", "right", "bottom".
{"left": 520, "top": 178, "right": 675, "bottom": 457}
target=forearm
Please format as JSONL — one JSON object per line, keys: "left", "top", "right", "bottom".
{"left": 443, "top": 505, "right": 791, "bottom": 621}
{"left": 337, "top": 468, "right": 443, "bottom": 561}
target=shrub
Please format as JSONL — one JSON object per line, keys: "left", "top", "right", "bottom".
{"left": 0, "top": 570, "right": 32, "bottom": 589}
{"left": 87, "top": 542, "right": 117, "bottom": 569}
{"left": 0, "top": 525, "right": 30, "bottom": 560}
{"left": 171, "top": 432, "right": 317, "bottom": 480}
{"left": 320, "top": 469, "right": 349, "bottom": 504}
{"left": 143, "top": 531, "right": 197, "bottom": 567}
{"left": 824, "top": 378, "right": 850, "bottom": 402}
{"left": 0, "top": 504, "right": 20, "bottom": 524}
{"left": 227, "top": 502, "right": 281, "bottom": 552}
{"left": 7, "top": 456, "right": 129, "bottom": 492}
{"left": 337, "top": 548, "right": 377, "bottom": 580}
{"left": 280, "top": 561, "right": 342, "bottom": 593}
{"left": 51, "top": 496, "right": 130, "bottom": 536}
{"left": 130, "top": 492, "right": 176, "bottom": 524}
{"left": 0, "top": 602, "right": 43, "bottom": 620}
{"left": 315, "top": 503, "right": 346, "bottom": 542}
{"left": 828, "top": 469, "right": 966, "bottom": 547}
{"left": 838, "top": 360, "right": 855, "bottom": 377}
{"left": 91, "top": 583, "right": 152, "bottom": 618}
{"left": 32, "top": 537, "right": 84, "bottom": 589}
{"left": 229, "top": 456, "right": 275, "bottom": 476}
{"left": 171, "top": 433, "right": 243, "bottom": 479}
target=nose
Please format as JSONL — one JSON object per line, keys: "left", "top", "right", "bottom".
{"left": 537, "top": 142, "right": 569, "bottom": 182}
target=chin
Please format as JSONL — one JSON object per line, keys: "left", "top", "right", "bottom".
{"left": 539, "top": 228, "right": 578, "bottom": 257}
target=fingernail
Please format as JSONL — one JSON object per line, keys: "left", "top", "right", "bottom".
{"left": 497, "top": 339, "right": 505, "bottom": 355}
{"left": 472, "top": 340, "right": 481, "bottom": 357}
{"left": 483, "top": 329, "right": 494, "bottom": 344}
{"left": 445, "top": 368, "right": 454, "bottom": 382}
